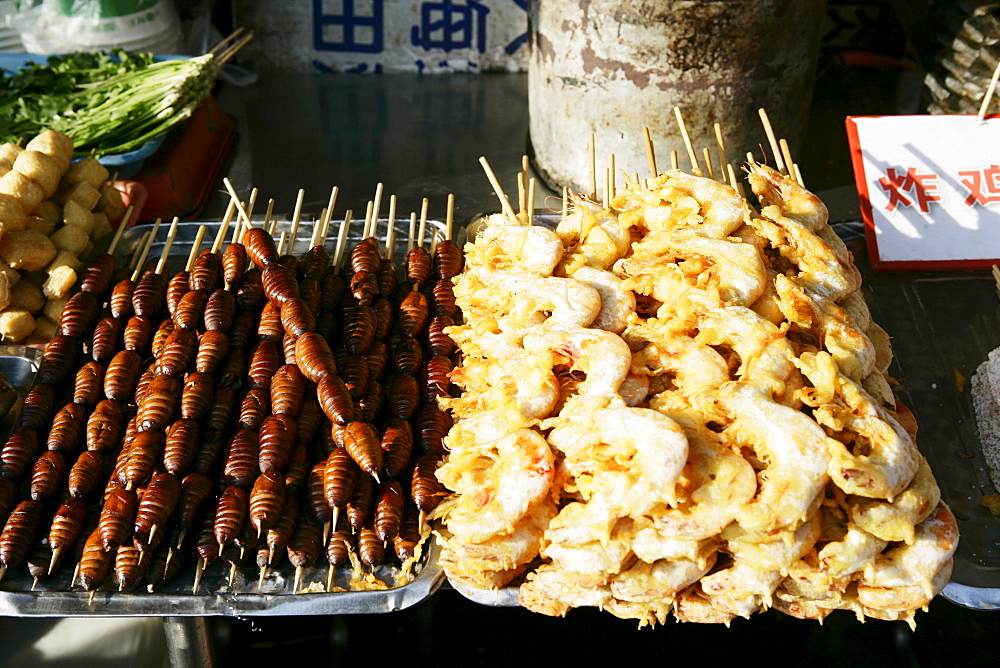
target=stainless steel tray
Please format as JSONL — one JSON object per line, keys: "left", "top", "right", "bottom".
{"left": 444, "top": 219, "right": 1000, "bottom": 611}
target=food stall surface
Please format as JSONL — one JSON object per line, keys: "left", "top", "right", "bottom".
{"left": 2, "top": 52, "right": 1000, "bottom": 667}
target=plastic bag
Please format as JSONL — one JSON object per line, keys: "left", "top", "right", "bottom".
{"left": 12, "top": 0, "right": 183, "bottom": 54}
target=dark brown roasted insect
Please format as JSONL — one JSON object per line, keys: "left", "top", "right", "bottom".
{"left": 349, "top": 269, "right": 379, "bottom": 305}
{"left": 380, "top": 417, "right": 414, "bottom": 479}
{"left": 176, "top": 472, "right": 212, "bottom": 537}
{"left": 345, "top": 473, "right": 374, "bottom": 534}
{"left": 91, "top": 316, "right": 123, "bottom": 363}
{"left": 223, "top": 428, "right": 259, "bottom": 489}
{"left": 364, "top": 340, "right": 389, "bottom": 382}
{"left": 426, "top": 314, "right": 456, "bottom": 357}
{"left": 98, "top": 486, "right": 139, "bottom": 551}
{"left": 262, "top": 262, "right": 300, "bottom": 306}
{"left": 258, "top": 414, "right": 296, "bottom": 473}
{"left": 306, "top": 457, "right": 332, "bottom": 524}
{"left": 358, "top": 379, "right": 384, "bottom": 423}
{"left": 37, "top": 334, "right": 80, "bottom": 386}
{"left": 298, "top": 277, "right": 323, "bottom": 318}
{"left": 398, "top": 290, "right": 429, "bottom": 337}
{"left": 327, "top": 520, "right": 355, "bottom": 568}
{"left": 295, "top": 398, "right": 324, "bottom": 449}
{"left": 20, "top": 384, "right": 55, "bottom": 431}
{"left": 166, "top": 270, "right": 190, "bottom": 316}
{"left": 189, "top": 251, "right": 221, "bottom": 293}
{"left": 47, "top": 401, "right": 87, "bottom": 453}
{"left": 86, "top": 399, "right": 123, "bottom": 453}
{"left": 406, "top": 246, "right": 432, "bottom": 286}
{"left": 192, "top": 429, "right": 225, "bottom": 476}
{"left": 104, "top": 349, "right": 142, "bottom": 402}
{"left": 222, "top": 242, "right": 248, "bottom": 289}
{"left": 256, "top": 301, "right": 283, "bottom": 343}
{"left": 68, "top": 450, "right": 104, "bottom": 498}
{"left": 282, "top": 332, "right": 297, "bottom": 365}
{"left": 300, "top": 245, "right": 330, "bottom": 283}
{"left": 73, "top": 361, "right": 106, "bottom": 407}
{"left": 294, "top": 332, "right": 337, "bottom": 383}
{"left": 133, "top": 471, "right": 180, "bottom": 547}
{"left": 280, "top": 297, "right": 316, "bottom": 338}
{"left": 284, "top": 445, "right": 309, "bottom": 496}
{"left": 377, "top": 259, "right": 398, "bottom": 299}
{"left": 48, "top": 497, "right": 88, "bottom": 571}
{"left": 373, "top": 479, "right": 405, "bottom": 542}
{"left": 110, "top": 278, "right": 135, "bottom": 320}
{"left": 245, "top": 227, "right": 279, "bottom": 269}
{"left": 204, "top": 386, "right": 239, "bottom": 433}
{"left": 136, "top": 374, "right": 180, "bottom": 431}
{"left": 179, "top": 372, "right": 214, "bottom": 422}
{"left": 78, "top": 254, "right": 115, "bottom": 296}
{"left": 193, "top": 498, "right": 221, "bottom": 571}
{"left": 268, "top": 366, "right": 304, "bottom": 420}
{"left": 393, "top": 503, "right": 422, "bottom": 562}
{"left": 133, "top": 366, "right": 155, "bottom": 406}
{"left": 163, "top": 418, "right": 199, "bottom": 476}
{"left": 356, "top": 525, "right": 385, "bottom": 568}
{"left": 423, "top": 355, "right": 454, "bottom": 403}
{"left": 0, "top": 426, "right": 38, "bottom": 479}
{"left": 214, "top": 485, "right": 249, "bottom": 549}
{"left": 340, "top": 353, "right": 370, "bottom": 401}
{"left": 173, "top": 289, "right": 207, "bottom": 330}
{"left": 236, "top": 267, "right": 266, "bottom": 313}
{"left": 321, "top": 272, "right": 345, "bottom": 313}
{"left": 0, "top": 499, "right": 43, "bottom": 575}
{"left": 411, "top": 452, "right": 446, "bottom": 512}
{"left": 320, "top": 422, "right": 338, "bottom": 456}
{"left": 237, "top": 387, "right": 269, "bottom": 431}
{"left": 145, "top": 545, "right": 184, "bottom": 591}
{"left": 350, "top": 237, "right": 382, "bottom": 275}
{"left": 265, "top": 496, "right": 299, "bottom": 562}
{"left": 132, "top": 271, "right": 166, "bottom": 319}
{"left": 233, "top": 512, "right": 262, "bottom": 555}
{"left": 392, "top": 335, "right": 423, "bottom": 376}
{"left": 247, "top": 340, "right": 282, "bottom": 391}
{"left": 59, "top": 289, "right": 99, "bottom": 338}
{"left": 157, "top": 328, "right": 198, "bottom": 377}
{"left": 204, "top": 289, "right": 236, "bottom": 332}
{"left": 217, "top": 349, "right": 247, "bottom": 390}
{"left": 316, "top": 375, "right": 354, "bottom": 426}
{"left": 417, "top": 404, "right": 451, "bottom": 452}
{"left": 114, "top": 543, "right": 145, "bottom": 590}
{"left": 341, "top": 421, "right": 383, "bottom": 481}
{"left": 369, "top": 296, "right": 392, "bottom": 341}
{"left": 78, "top": 527, "right": 113, "bottom": 591}
{"left": 195, "top": 329, "right": 229, "bottom": 375}
{"left": 29, "top": 450, "right": 66, "bottom": 501}
{"left": 430, "top": 277, "right": 458, "bottom": 318}
{"left": 342, "top": 304, "right": 376, "bottom": 355}
{"left": 123, "top": 314, "right": 155, "bottom": 353}
{"left": 119, "top": 430, "right": 164, "bottom": 489}
{"left": 434, "top": 238, "right": 464, "bottom": 280}
{"left": 249, "top": 470, "right": 287, "bottom": 537}
{"left": 150, "top": 318, "right": 175, "bottom": 358}
{"left": 387, "top": 373, "right": 420, "bottom": 421}
{"left": 323, "top": 446, "right": 359, "bottom": 514}
{"left": 287, "top": 517, "right": 324, "bottom": 574}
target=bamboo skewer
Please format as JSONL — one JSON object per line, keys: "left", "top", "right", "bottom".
{"left": 978, "top": 59, "right": 1000, "bottom": 123}
{"left": 106, "top": 204, "right": 135, "bottom": 256}
{"left": 407, "top": 213, "right": 417, "bottom": 254}
{"left": 673, "top": 107, "right": 701, "bottom": 175}
{"left": 385, "top": 195, "right": 398, "bottom": 262}
{"left": 288, "top": 188, "right": 306, "bottom": 256}
{"left": 479, "top": 156, "right": 517, "bottom": 221}
{"left": 417, "top": 198, "right": 429, "bottom": 249}
{"left": 211, "top": 200, "right": 236, "bottom": 254}
{"left": 333, "top": 210, "right": 352, "bottom": 270}
{"left": 643, "top": 126, "right": 657, "bottom": 178}
{"left": 588, "top": 133, "right": 597, "bottom": 202}
{"left": 445, "top": 193, "right": 455, "bottom": 241}
{"left": 779, "top": 138, "right": 796, "bottom": 183}
{"left": 185, "top": 226, "right": 208, "bottom": 272}
{"left": 130, "top": 219, "right": 161, "bottom": 282}
{"left": 758, "top": 108, "right": 785, "bottom": 174}
{"left": 222, "top": 178, "right": 253, "bottom": 228}
{"left": 714, "top": 123, "right": 732, "bottom": 186}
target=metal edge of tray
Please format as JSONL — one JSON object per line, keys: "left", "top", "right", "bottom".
{"left": 447, "top": 576, "right": 520, "bottom": 608}
{"left": 0, "top": 541, "right": 445, "bottom": 617}
{"left": 942, "top": 581, "right": 1000, "bottom": 611}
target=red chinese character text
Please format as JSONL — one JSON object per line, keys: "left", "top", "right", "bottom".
{"left": 877, "top": 167, "right": 941, "bottom": 213}
{"left": 958, "top": 165, "right": 1000, "bottom": 206}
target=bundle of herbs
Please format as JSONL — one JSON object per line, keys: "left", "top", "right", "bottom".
{"left": 0, "top": 31, "right": 250, "bottom": 157}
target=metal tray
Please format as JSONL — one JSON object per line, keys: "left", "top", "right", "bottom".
{"left": 444, "top": 219, "right": 1000, "bottom": 611}
{"left": 0, "top": 218, "right": 451, "bottom": 616}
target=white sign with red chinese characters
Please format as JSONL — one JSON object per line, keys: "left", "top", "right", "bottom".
{"left": 846, "top": 114, "right": 1000, "bottom": 270}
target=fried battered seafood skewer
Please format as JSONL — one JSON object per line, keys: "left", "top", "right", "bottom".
{"left": 434, "top": 162, "right": 957, "bottom": 628}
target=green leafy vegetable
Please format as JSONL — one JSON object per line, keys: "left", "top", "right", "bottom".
{"left": 0, "top": 48, "right": 218, "bottom": 156}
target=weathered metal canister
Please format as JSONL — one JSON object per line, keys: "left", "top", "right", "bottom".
{"left": 528, "top": 0, "right": 826, "bottom": 193}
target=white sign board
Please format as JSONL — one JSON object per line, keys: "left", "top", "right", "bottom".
{"left": 847, "top": 115, "right": 1000, "bottom": 270}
